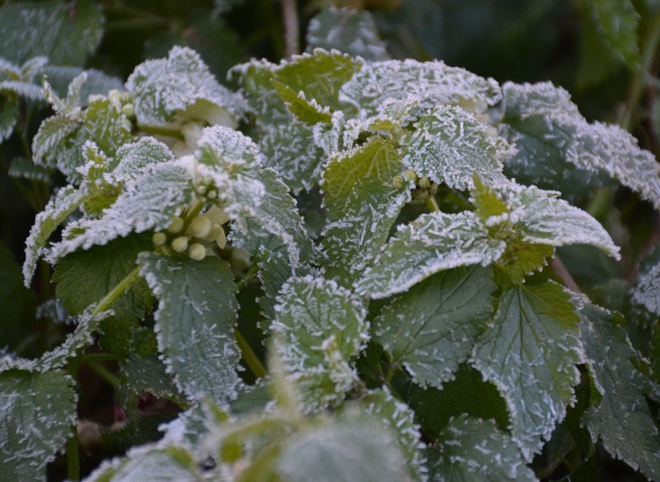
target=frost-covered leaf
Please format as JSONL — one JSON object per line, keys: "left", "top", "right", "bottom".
{"left": 339, "top": 59, "right": 501, "bottom": 118}
{"left": 363, "top": 389, "right": 426, "bottom": 481}
{"left": 0, "top": 94, "right": 18, "bottom": 142}
{"left": 323, "top": 136, "right": 402, "bottom": 209}
{"left": 126, "top": 46, "right": 245, "bottom": 126}
{"left": 47, "top": 162, "right": 194, "bottom": 263}
{"left": 306, "top": 8, "right": 390, "bottom": 61}
{"left": 42, "top": 65, "right": 123, "bottom": 105}
{"left": 84, "top": 445, "right": 203, "bottom": 482}
{"left": 23, "top": 185, "right": 88, "bottom": 287}
{"left": 0, "top": 0, "right": 103, "bottom": 66}
{"left": 579, "top": 304, "right": 660, "bottom": 480}
{"left": 428, "top": 415, "right": 537, "bottom": 482}
{"left": 8, "top": 157, "right": 52, "bottom": 183}
{"left": 471, "top": 282, "right": 585, "bottom": 459}
{"left": 0, "top": 369, "right": 76, "bottom": 482}
{"left": 323, "top": 177, "right": 410, "bottom": 276}
{"left": 271, "top": 79, "right": 332, "bottom": 125}
{"left": 500, "top": 81, "right": 660, "bottom": 210}
{"left": 108, "top": 136, "right": 175, "bottom": 182}
{"left": 374, "top": 265, "right": 495, "bottom": 389}
{"left": 52, "top": 234, "right": 153, "bottom": 321}
{"left": 272, "top": 275, "right": 368, "bottom": 413}
{"left": 356, "top": 211, "right": 506, "bottom": 299}
{"left": 120, "top": 354, "right": 184, "bottom": 404}
{"left": 582, "top": 0, "right": 640, "bottom": 67}
{"left": 139, "top": 253, "right": 241, "bottom": 404}
{"left": 276, "top": 414, "right": 410, "bottom": 482}
{"left": 400, "top": 105, "right": 513, "bottom": 190}
{"left": 631, "top": 263, "right": 660, "bottom": 316}
{"left": 473, "top": 179, "right": 620, "bottom": 260}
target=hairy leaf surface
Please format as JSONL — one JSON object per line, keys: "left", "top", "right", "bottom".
{"left": 375, "top": 265, "right": 495, "bottom": 389}
{"left": 471, "top": 282, "right": 584, "bottom": 459}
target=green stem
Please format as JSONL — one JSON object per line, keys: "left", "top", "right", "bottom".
{"left": 619, "top": 8, "right": 660, "bottom": 131}
{"left": 137, "top": 124, "right": 185, "bottom": 141}
{"left": 235, "top": 328, "right": 267, "bottom": 378}
{"left": 93, "top": 265, "right": 142, "bottom": 315}
{"left": 67, "top": 359, "right": 81, "bottom": 481}
{"left": 85, "top": 360, "right": 121, "bottom": 388}
{"left": 425, "top": 194, "right": 440, "bottom": 212}
{"left": 237, "top": 262, "right": 259, "bottom": 291}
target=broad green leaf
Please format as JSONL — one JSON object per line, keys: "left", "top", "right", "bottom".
{"left": 23, "top": 185, "right": 88, "bottom": 286}
{"left": 52, "top": 233, "right": 153, "bottom": 321}
{"left": 323, "top": 177, "right": 410, "bottom": 277}
{"left": 109, "top": 137, "right": 175, "bottom": 182}
{"left": 306, "top": 8, "right": 390, "bottom": 61}
{"left": 271, "top": 79, "right": 332, "bottom": 125}
{"left": 0, "top": 369, "right": 76, "bottom": 482}
{"left": 276, "top": 414, "right": 410, "bottom": 482}
{"left": 356, "top": 211, "right": 506, "bottom": 299}
{"left": 0, "top": 0, "right": 103, "bottom": 66}
{"left": 339, "top": 59, "right": 501, "bottom": 117}
{"left": 126, "top": 46, "right": 245, "bottom": 126}
{"left": 119, "top": 354, "right": 184, "bottom": 404}
{"left": 428, "top": 415, "right": 537, "bottom": 482}
{"left": 8, "top": 157, "right": 52, "bottom": 183}
{"left": 47, "top": 162, "right": 194, "bottom": 263}
{"left": 272, "top": 275, "right": 368, "bottom": 412}
{"left": 579, "top": 304, "right": 660, "bottom": 480}
{"left": 471, "top": 282, "right": 585, "bottom": 459}
{"left": 631, "top": 263, "right": 660, "bottom": 316}
{"left": 400, "top": 105, "right": 513, "bottom": 190}
{"left": 323, "top": 136, "right": 403, "bottom": 209}
{"left": 42, "top": 65, "right": 123, "bottom": 105}
{"left": 363, "top": 389, "right": 427, "bottom": 481}
{"left": 374, "top": 265, "right": 495, "bottom": 389}
{"left": 500, "top": 81, "right": 660, "bottom": 210}
{"left": 581, "top": 0, "right": 640, "bottom": 67}
{"left": 84, "top": 445, "right": 203, "bottom": 482}
{"left": 139, "top": 253, "right": 241, "bottom": 404}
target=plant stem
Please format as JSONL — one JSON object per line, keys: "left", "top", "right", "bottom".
{"left": 619, "top": 8, "right": 660, "bottom": 131}
{"left": 425, "top": 194, "right": 440, "bottom": 212}
{"left": 84, "top": 360, "right": 121, "bottom": 388}
{"left": 281, "top": 0, "right": 299, "bottom": 58}
{"left": 93, "top": 265, "right": 143, "bottom": 315}
{"left": 235, "top": 328, "right": 267, "bottom": 378}
{"left": 551, "top": 256, "right": 581, "bottom": 294}
{"left": 237, "top": 262, "right": 259, "bottom": 291}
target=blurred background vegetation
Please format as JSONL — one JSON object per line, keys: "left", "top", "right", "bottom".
{"left": 0, "top": 0, "right": 658, "bottom": 479}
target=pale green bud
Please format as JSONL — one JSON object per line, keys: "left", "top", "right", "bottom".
{"left": 188, "top": 243, "right": 206, "bottom": 261}
{"left": 405, "top": 170, "right": 417, "bottom": 182}
{"left": 152, "top": 232, "right": 167, "bottom": 247}
{"left": 392, "top": 175, "right": 404, "bottom": 189}
{"left": 418, "top": 177, "right": 431, "bottom": 189}
{"left": 171, "top": 236, "right": 189, "bottom": 253}
{"left": 207, "top": 190, "right": 217, "bottom": 200}
{"left": 121, "top": 103, "right": 135, "bottom": 119}
{"left": 205, "top": 205, "right": 230, "bottom": 225}
{"left": 120, "top": 118, "right": 133, "bottom": 132}
{"left": 204, "top": 223, "right": 223, "bottom": 242}
{"left": 188, "top": 216, "right": 212, "bottom": 239}
{"left": 167, "top": 216, "right": 184, "bottom": 234}
{"left": 216, "top": 229, "right": 227, "bottom": 249}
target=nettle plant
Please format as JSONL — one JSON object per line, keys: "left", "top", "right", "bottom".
{"left": 2, "top": 43, "right": 660, "bottom": 481}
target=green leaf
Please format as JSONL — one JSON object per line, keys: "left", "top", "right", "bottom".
{"left": 339, "top": 59, "right": 501, "bottom": 117}
{"left": 23, "top": 185, "right": 88, "bottom": 287}
{"left": 272, "top": 275, "right": 368, "bottom": 413}
{"left": 581, "top": 0, "right": 640, "bottom": 67}
{"left": 47, "top": 162, "right": 195, "bottom": 263}
{"left": 323, "top": 176, "right": 410, "bottom": 278}
{"left": 427, "top": 415, "right": 537, "bottom": 482}
{"left": 471, "top": 282, "right": 585, "bottom": 459}
{"left": 126, "top": 46, "right": 245, "bottom": 126}
{"left": 356, "top": 211, "right": 506, "bottom": 299}
{"left": 109, "top": 136, "right": 176, "bottom": 182}
{"left": 579, "top": 304, "right": 660, "bottom": 480}
{"left": 120, "top": 354, "right": 184, "bottom": 405}
{"left": 0, "top": 93, "right": 18, "bottom": 142}
{"left": 53, "top": 233, "right": 153, "bottom": 321}
{"left": 0, "top": 0, "right": 103, "bottom": 66}
{"left": 323, "top": 136, "right": 403, "bottom": 210}
{"left": 8, "top": 157, "right": 52, "bottom": 183}
{"left": 500, "top": 81, "right": 660, "bottom": 210}
{"left": 271, "top": 79, "right": 332, "bottom": 125}
{"left": 0, "top": 369, "right": 76, "bottom": 482}
{"left": 139, "top": 253, "right": 241, "bottom": 404}
{"left": 85, "top": 445, "right": 203, "bottom": 482}
{"left": 631, "top": 263, "right": 660, "bottom": 316}
{"left": 400, "top": 105, "right": 513, "bottom": 191}
{"left": 363, "top": 389, "right": 426, "bottom": 481}
{"left": 42, "top": 65, "right": 124, "bottom": 105}
{"left": 276, "top": 414, "right": 410, "bottom": 482}
{"left": 306, "top": 8, "right": 390, "bottom": 61}
{"left": 374, "top": 265, "right": 495, "bottom": 389}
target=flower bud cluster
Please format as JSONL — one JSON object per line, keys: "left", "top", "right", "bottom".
{"left": 153, "top": 205, "right": 229, "bottom": 261}
{"left": 194, "top": 177, "right": 219, "bottom": 204}
{"left": 108, "top": 89, "right": 135, "bottom": 132}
